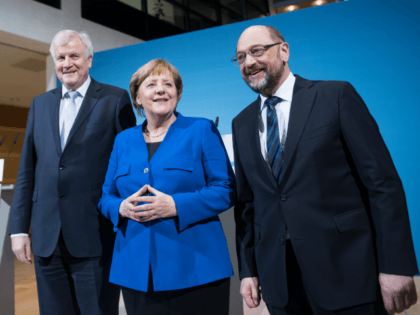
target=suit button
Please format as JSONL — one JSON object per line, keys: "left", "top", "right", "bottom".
{"left": 280, "top": 239, "right": 284, "bottom": 244}
{"left": 144, "top": 168, "right": 149, "bottom": 174}
{"left": 59, "top": 194, "right": 65, "bottom": 199}
{"left": 280, "top": 195, "right": 287, "bottom": 201}
{"left": 59, "top": 165, "right": 65, "bottom": 170}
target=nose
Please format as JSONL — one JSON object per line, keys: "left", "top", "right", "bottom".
{"left": 63, "top": 56, "right": 72, "bottom": 68}
{"left": 244, "top": 53, "right": 257, "bottom": 68}
{"left": 155, "top": 82, "right": 165, "bottom": 94}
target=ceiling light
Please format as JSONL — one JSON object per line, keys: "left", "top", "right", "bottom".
{"left": 286, "top": 5, "right": 297, "bottom": 11}
{"left": 314, "top": 0, "right": 325, "bottom": 5}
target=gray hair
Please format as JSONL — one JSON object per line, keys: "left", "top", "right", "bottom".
{"left": 50, "top": 30, "right": 93, "bottom": 61}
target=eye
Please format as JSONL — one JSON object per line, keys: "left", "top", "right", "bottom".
{"left": 251, "top": 47, "right": 264, "bottom": 56}
{"left": 237, "top": 54, "right": 245, "bottom": 62}
{"left": 165, "top": 83, "right": 173, "bottom": 87}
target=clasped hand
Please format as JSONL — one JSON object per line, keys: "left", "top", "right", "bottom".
{"left": 119, "top": 185, "right": 177, "bottom": 222}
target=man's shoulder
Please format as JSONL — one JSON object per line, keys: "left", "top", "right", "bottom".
{"left": 297, "top": 76, "right": 352, "bottom": 91}
{"left": 93, "top": 79, "right": 129, "bottom": 97}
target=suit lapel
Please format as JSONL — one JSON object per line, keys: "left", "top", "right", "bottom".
{"left": 49, "top": 87, "right": 63, "bottom": 156}
{"left": 64, "top": 79, "right": 101, "bottom": 152}
{"left": 279, "top": 75, "right": 317, "bottom": 186}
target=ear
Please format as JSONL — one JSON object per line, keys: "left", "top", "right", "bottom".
{"left": 87, "top": 55, "right": 93, "bottom": 69}
{"left": 136, "top": 93, "right": 142, "bottom": 105}
{"left": 279, "top": 42, "right": 290, "bottom": 64}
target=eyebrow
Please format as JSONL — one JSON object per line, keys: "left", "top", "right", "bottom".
{"left": 236, "top": 44, "right": 266, "bottom": 53}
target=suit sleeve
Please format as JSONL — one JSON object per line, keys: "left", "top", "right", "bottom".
{"left": 338, "top": 82, "right": 418, "bottom": 275}
{"left": 9, "top": 99, "right": 36, "bottom": 234}
{"left": 98, "top": 134, "right": 125, "bottom": 231}
{"left": 232, "top": 118, "right": 258, "bottom": 279}
{"left": 172, "top": 120, "right": 237, "bottom": 232}
{"left": 115, "top": 89, "right": 136, "bottom": 133}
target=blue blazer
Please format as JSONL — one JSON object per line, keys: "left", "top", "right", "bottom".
{"left": 99, "top": 113, "right": 236, "bottom": 292}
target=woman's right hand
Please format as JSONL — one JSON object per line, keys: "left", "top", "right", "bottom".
{"left": 119, "top": 186, "right": 149, "bottom": 221}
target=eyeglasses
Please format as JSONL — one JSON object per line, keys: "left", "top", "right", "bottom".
{"left": 232, "top": 42, "right": 283, "bottom": 65}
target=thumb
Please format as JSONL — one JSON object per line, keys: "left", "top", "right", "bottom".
{"left": 25, "top": 241, "right": 32, "bottom": 262}
{"left": 251, "top": 283, "right": 260, "bottom": 306}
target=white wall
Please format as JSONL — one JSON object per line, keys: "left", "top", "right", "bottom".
{"left": 0, "top": 0, "right": 143, "bottom": 53}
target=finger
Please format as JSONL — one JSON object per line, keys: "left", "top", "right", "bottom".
{"left": 25, "top": 241, "right": 32, "bottom": 264}
{"left": 404, "top": 293, "right": 411, "bottom": 310}
{"left": 145, "top": 185, "right": 161, "bottom": 196}
{"left": 243, "top": 296, "right": 256, "bottom": 309}
{"left": 139, "top": 214, "right": 158, "bottom": 222}
{"left": 394, "top": 296, "right": 403, "bottom": 314}
{"left": 250, "top": 282, "right": 260, "bottom": 306}
{"left": 134, "top": 204, "right": 154, "bottom": 212}
{"left": 19, "top": 250, "right": 31, "bottom": 265}
{"left": 132, "top": 185, "right": 149, "bottom": 198}
{"left": 135, "top": 196, "right": 156, "bottom": 204}
{"left": 383, "top": 299, "right": 395, "bottom": 315}
{"left": 411, "top": 285, "right": 418, "bottom": 305}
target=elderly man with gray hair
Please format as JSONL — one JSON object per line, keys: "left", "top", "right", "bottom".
{"left": 9, "top": 30, "right": 136, "bottom": 315}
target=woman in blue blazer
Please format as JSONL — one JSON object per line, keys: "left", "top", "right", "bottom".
{"left": 99, "top": 59, "right": 236, "bottom": 315}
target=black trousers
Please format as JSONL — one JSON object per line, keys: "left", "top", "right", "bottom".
{"left": 34, "top": 233, "right": 120, "bottom": 315}
{"left": 267, "top": 241, "right": 388, "bottom": 315}
{"left": 122, "top": 274, "right": 230, "bottom": 315}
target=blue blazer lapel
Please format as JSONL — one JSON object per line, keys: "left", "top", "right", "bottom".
{"left": 64, "top": 79, "right": 101, "bottom": 152}
{"left": 48, "top": 87, "right": 63, "bottom": 156}
{"left": 279, "top": 75, "right": 317, "bottom": 187}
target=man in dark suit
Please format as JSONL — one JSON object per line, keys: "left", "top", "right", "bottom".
{"left": 232, "top": 25, "right": 418, "bottom": 315}
{"left": 9, "top": 30, "right": 136, "bottom": 315}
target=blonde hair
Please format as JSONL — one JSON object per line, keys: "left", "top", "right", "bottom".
{"left": 129, "top": 59, "right": 183, "bottom": 117}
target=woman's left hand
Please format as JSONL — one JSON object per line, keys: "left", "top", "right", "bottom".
{"left": 134, "top": 185, "right": 178, "bottom": 222}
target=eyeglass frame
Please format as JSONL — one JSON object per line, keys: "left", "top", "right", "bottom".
{"left": 232, "top": 42, "right": 283, "bottom": 64}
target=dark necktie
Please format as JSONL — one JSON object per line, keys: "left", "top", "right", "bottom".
{"left": 266, "top": 96, "right": 284, "bottom": 183}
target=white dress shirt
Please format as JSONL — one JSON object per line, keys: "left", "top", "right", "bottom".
{"left": 59, "top": 76, "right": 91, "bottom": 142}
{"left": 11, "top": 76, "right": 92, "bottom": 239}
{"left": 259, "top": 72, "right": 295, "bottom": 160}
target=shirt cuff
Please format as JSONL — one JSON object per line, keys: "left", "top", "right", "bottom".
{"left": 10, "top": 233, "right": 29, "bottom": 238}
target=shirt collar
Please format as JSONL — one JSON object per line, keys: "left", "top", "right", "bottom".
{"left": 260, "top": 72, "right": 295, "bottom": 111}
{"left": 61, "top": 76, "right": 91, "bottom": 99}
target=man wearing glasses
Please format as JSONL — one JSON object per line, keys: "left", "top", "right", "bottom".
{"left": 232, "top": 25, "right": 418, "bottom": 315}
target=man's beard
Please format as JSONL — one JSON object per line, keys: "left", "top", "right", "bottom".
{"left": 245, "top": 70, "right": 281, "bottom": 95}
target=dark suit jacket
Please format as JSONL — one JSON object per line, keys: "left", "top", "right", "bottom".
{"left": 232, "top": 75, "right": 418, "bottom": 310}
{"left": 9, "top": 78, "right": 136, "bottom": 258}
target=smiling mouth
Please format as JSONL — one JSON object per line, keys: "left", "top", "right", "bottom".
{"left": 154, "top": 98, "right": 168, "bottom": 102}
{"left": 247, "top": 69, "right": 263, "bottom": 77}
{"left": 62, "top": 71, "right": 76, "bottom": 75}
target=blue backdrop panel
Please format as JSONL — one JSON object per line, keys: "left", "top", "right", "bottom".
{"left": 90, "top": 0, "right": 420, "bottom": 269}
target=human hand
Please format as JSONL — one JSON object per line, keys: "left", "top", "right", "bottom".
{"left": 379, "top": 273, "right": 418, "bottom": 315}
{"left": 119, "top": 185, "right": 150, "bottom": 221}
{"left": 11, "top": 235, "right": 32, "bottom": 265}
{"left": 133, "top": 185, "right": 177, "bottom": 222}
{"left": 241, "top": 277, "right": 261, "bottom": 308}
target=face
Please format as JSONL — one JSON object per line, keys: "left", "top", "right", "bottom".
{"left": 136, "top": 70, "right": 178, "bottom": 118}
{"left": 236, "top": 26, "right": 289, "bottom": 96}
{"left": 54, "top": 37, "right": 92, "bottom": 91}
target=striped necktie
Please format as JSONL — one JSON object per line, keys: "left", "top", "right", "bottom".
{"left": 60, "top": 91, "right": 79, "bottom": 151}
{"left": 266, "top": 96, "right": 285, "bottom": 183}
